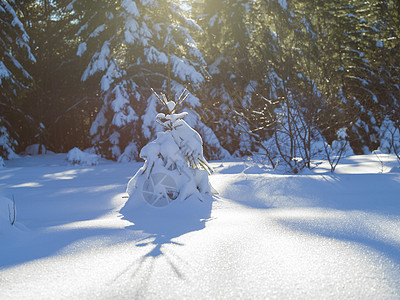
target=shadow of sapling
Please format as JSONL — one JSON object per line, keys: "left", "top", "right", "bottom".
{"left": 121, "top": 194, "right": 214, "bottom": 258}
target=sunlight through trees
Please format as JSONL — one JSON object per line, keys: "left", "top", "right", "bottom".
{"left": 1, "top": 0, "right": 399, "bottom": 169}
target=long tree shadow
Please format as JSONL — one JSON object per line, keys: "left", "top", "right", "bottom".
{"left": 121, "top": 195, "right": 214, "bottom": 259}
{"left": 0, "top": 164, "right": 140, "bottom": 269}
{"left": 0, "top": 224, "right": 148, "bottom": 269}
{"left": 220, "top": 172, "right": 400, "bottom": 216}
{"left": 277, "top": 214, "right": 400, "bottom": 267}
{"left": 106, "top": 195, "right": 214, "bottom": 296}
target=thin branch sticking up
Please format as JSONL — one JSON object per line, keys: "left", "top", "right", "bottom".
{"left": 198, "top": 158, "right": 213, "bottom": 175}
{"left": 8, "top": 195, "right": 16, "bottom": 226}
{"left": 171, "top": 91, "right": 189, "bottom": 114}
{"left": 151, "top": 88, "right": 168, "bottom": 107}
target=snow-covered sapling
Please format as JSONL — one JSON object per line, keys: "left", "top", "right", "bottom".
{"left": 125, "top": 89, "right": 215, "bottom": 207}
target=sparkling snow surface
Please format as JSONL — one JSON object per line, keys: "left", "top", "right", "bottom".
{"left": 1, "top": 154, "right": 400, "bottom": 299}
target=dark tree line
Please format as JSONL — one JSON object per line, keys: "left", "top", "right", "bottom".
{"left": 1, "top": 0, "right": 399, "bottom": 170}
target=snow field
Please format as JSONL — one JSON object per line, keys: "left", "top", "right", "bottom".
{"left": 0, "top": 154, "right": 400, "bottom": 299}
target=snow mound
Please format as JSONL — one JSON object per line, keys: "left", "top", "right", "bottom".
{"left": 67, "top": 147, "right": 99, "bottom": 166}
{"left": 24, "top": 144, "right": 47, "bottom": 155}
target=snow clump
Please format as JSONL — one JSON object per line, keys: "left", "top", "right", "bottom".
{"left": 67, "top": 147, "right": 99, "bottom": 166}
{"left": 24, "top": 144, "right": 47, "bottom": 155}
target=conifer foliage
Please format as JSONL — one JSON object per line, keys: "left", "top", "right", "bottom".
{"left": 193, "top": 0, "right": 257, "bottom": 156}
{"left": 0, "top": 0, "right": 35, "bottom": 159}
{"left": 69, "top": 0, "right": 227, "bottom": 161}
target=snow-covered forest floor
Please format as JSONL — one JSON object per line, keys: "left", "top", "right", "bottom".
{"left": 1, "top": 154, "right": 400, "bottom": 299}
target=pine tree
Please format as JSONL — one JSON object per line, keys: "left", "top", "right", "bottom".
{"left": 193, "top": 0, "right": 258, "bottom": 156}
{"left": 374, "top": 0, "right": 400, "bottom": 158}
{"left": 22, "top": 0, "right": 99, "bottom": 152}
{"left": 310, "top": 0, "right": 400, "bottom": 154}
{"left": 69, "top": 0, "right": 228, "bottom": 161}
{"left": 16, "top": 0, "right": 94, "bottom": 153}
{"left": 0, "top": 0, "right": 35, "bottom": 159}
{"left": 249, "top": 0, "right": 400, "bottom": 163}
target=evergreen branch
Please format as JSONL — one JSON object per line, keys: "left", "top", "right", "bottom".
{"left": 151, "top": 88, "right": 168, "bottom": 107}
{"left": 53, "top": 96, "right": 98, "bottom": 125}
{"left": 198, "top": 158, "right": 213, "bottom": 175}
{"left": 177, "top": 88, "right": 188, "bottom": 103}
{"left": 187, "top": 155, "right": 196, "bottom": 169}
{"left": 156, "top": 119, "right": 170, "bottom": 130}
{"left": 171, "top": 92, "right": 189, "bottom": 114}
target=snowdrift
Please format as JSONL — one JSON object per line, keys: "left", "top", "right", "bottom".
{"left": 67, "top": 147, "right": 99, "bottom": 166}
{"left": 0, "top": 153, "right": 400, "bottom": 299}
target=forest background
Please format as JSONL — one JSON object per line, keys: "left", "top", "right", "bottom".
{"left": 1, "top": 0, "right": 399, "bottom": 172}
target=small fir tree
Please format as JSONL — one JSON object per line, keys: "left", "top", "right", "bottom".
{"left": 125, "top": 89, "right": 214, "bottom": 208}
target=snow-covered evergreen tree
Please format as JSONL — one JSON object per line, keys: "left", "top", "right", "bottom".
{"left": 124, "top": 90, "right": 214, "bottom": 208}
{"left": 0, "top": 119, "right": 19, "bottom": 160}
{"left": 0, "top": 0, "right": 35, "bottom": 159}
{"left": 69, "top": 0, "right": 228, "bottom": 161}
{"left": 248, "top": 0, "right": 399, "bottom": 161}
{"left": 193, "top": 0, "right": 258, "bottom": 156}
{"left": 307, "top": 0, "right": 399, "bottom": 154}
{"left": 370, "top": 0, "right": 400, "bottom": 158}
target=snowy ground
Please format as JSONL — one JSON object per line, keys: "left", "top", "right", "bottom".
{"left": 1, "top": 153, "right": 400, "bottom": 299}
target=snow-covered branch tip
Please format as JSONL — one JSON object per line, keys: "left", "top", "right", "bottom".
{"left": 150, "top": 87, "right": 213, "bottom": 175}
{"left": 151, "top": 87, "right": 189, "bottom": 115}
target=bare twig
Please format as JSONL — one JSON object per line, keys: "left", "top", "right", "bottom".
{"left": 8, "top": 195, "right": 16, "bottom": 226}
